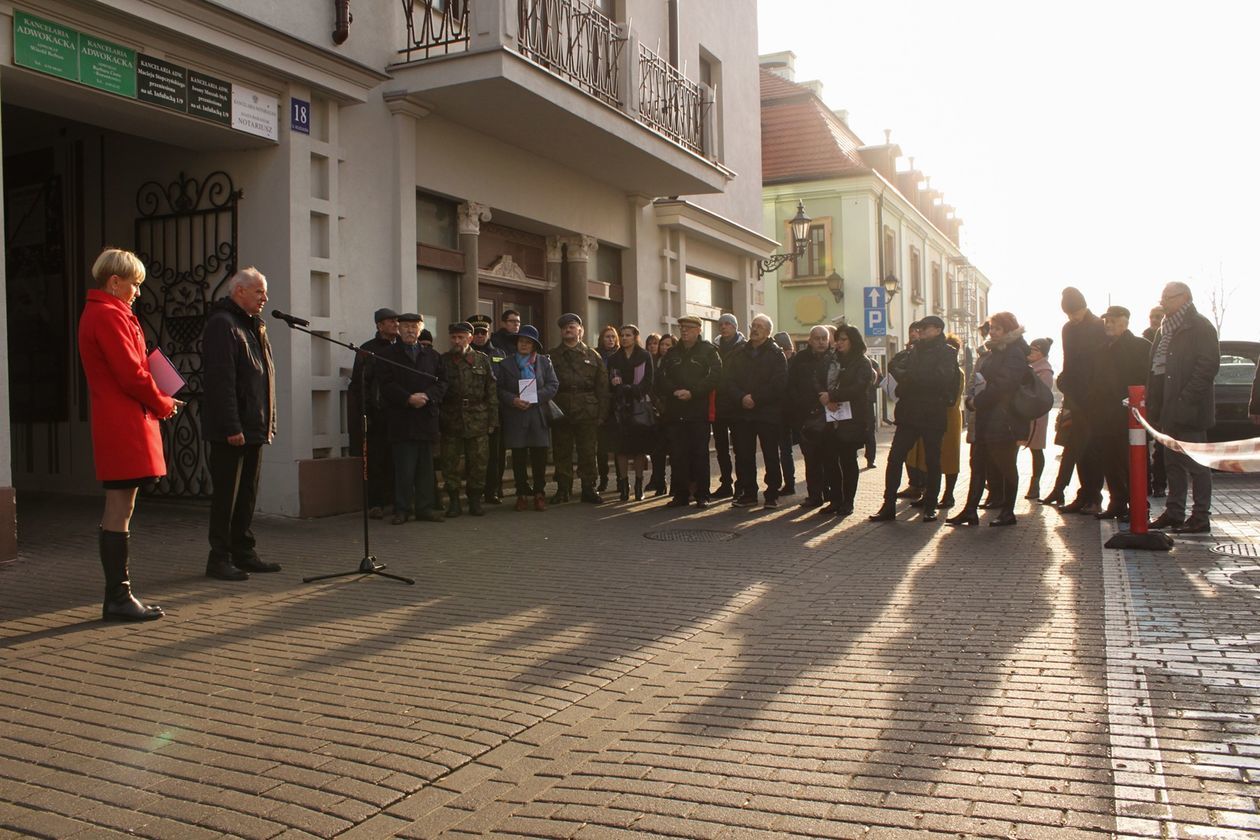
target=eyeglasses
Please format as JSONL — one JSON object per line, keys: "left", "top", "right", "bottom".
{"left": 1160, "top": 291, "right": 1186, "bottom": 303}
{"left": 505, "top": 318, "right": 521, "bottom": 324}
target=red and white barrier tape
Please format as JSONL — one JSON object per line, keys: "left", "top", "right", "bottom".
{"left": 1132, "top": 409, "right": 1260, "bottom": 473}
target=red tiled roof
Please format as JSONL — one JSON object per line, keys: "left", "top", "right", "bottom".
{"left": 760, "top": 68, "right": 868, "bottom": 184}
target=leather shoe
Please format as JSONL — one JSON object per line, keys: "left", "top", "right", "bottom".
{"left": 1095, "top": 508, "right": 1128, "bottom": 521}
{"left": 945, "top": 511, "right": 979, "bottom": 526}
{"left": 1078, "top": 503, "right": 1103, "bottom": 516}
{"left": 391, "top": 513, "right": 408, "bottom": 525}
{"left": 467, "top": 498, "right": 485, "bottom": 517}
{"left": 548, "top": 490, "right": 571, "bottom": 505}
{"left": 895, "top": 486, "right": 923, "bottom": 499}
{"left": 233, "top": 555, "right": 281, "bottom": 573}
{"left": 368, "top": 506, "right": 384, "bottom": 519}
{"left": 694, "top": 498, "right": 708, "bottom": 509}
{"left": 1039, "top": 492, "right": 1066, "bottom": 506}
{"left": 799, "top": 497, "right": 824, "bottom": 509}
{"left": 581, "top": 489, "right": 604, "bottom": 504}
{"left": 1173, "top": 515, "right": 1211, "bottom": 534}
{"left": 712, "top": 484, "right": 734, "bottom": 499}
{"left": 484, "top": 493, "right": 503, "bottom": 505}
{"left": 1149, "top": 511, "right": 1184, "bottom": 530}
{"left": 922, "top": 507, "right": 939, "bottom": 522}
{"left": 1060, "top": 499, "right": 1087, "bottom": 513}
{"left": 909, "top": 498, "right": 926, "bottom": 508}
{"left": 416, "top": 510, "right": 445, "bottom": 523}
{"left": 868, "top": 505, "right": 896, "bottom": 522}
{"left": 989, "top": 513, "right": 1018, "bottom": 527}
{"left": 206, "top": 559, "right": 249, "bottom": 581}
{"left": 666, "top": 497, "right": 691, "bottom": 508}
{"left": 515, "top": 496, "right": 530, "bottom": 512}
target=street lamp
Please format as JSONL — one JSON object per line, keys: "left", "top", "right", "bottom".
{"left": 758, "top": 200, "right": 812, "bottom": 277}
{"left": 881, "top": 272, "right": 901, "bottom": 301}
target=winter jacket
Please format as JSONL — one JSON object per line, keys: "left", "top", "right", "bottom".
{"left": 787, "top": 348, "right": 830, "bottom": 429}
{"left": 713, "top": 331, "right": 747, "bottom": 418}
{"left": 721, "top": 339, "right": 787, "bottom": 424}
{"left": 1092, "top": 330, "right": 1152, "bottom": 431}
{"left": 656, "top": 338, "right": 722, "bottom": 422}
{"left": 440, "top": 347, "right": 499, "bottom": 438}
{"left": 1057, "top": 310, "right": 1106, "bottom": 413}
{"left": 78, "top": 289, "right": 176, "bottom": 480}
{"left": 549, "top": 341, "right": 609, "bottom": 425}
{"left": 824, "top": 350, "right": 875, "bottom": 443}
{"left": 888, "top": 333, "right": 960, "bottom": 431}
{"left": 973, "top": 329, "right": 1032, "bottom": 443}
{"left": 497, "top": 352, "right": 559, "bottom": 449}
{"left": 202, "top": 296, "right": 276, "bottom": 444}
{"left": 607, "top": 345, "right": 654, "bottom": 417}
{"left": 1146, "top": 307, "right": 1219, "bottom": 432}
{"left": 379, "top": 341, "right": 447, "bottom": 443}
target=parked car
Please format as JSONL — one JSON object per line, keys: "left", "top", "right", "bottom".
{"left": 1209, "top": 340, "right": 1260, "bottom": 442}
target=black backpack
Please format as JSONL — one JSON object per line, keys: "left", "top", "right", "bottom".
{"left": 1011, "top": 365, "right": 1053, "bottom": 423}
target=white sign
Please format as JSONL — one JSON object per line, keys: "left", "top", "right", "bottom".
{"left": 231, "top": 84, "right": 279, "bottom": 141}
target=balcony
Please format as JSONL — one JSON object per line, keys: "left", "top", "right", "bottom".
{"left": 391, "top": 0, "right": 731, "bottom": 196}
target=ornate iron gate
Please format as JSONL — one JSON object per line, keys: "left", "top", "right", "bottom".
{"left": 133, "top": 171, "right": 241, "bottom": 498}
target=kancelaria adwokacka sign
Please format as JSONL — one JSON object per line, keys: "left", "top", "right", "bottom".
{"left": 12, "top": 10, "right": 275, "bottom": 140}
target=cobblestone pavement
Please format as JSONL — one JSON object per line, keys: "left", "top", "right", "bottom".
{"left": 1, "top": 446, "right": 1257, "bottom": 839}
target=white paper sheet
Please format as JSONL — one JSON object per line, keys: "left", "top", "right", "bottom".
{"left": 825, "top": 401, "right": 852, "bottom": 422}
{"left": 518, "top": 378, "right": 539, "bottom": 404}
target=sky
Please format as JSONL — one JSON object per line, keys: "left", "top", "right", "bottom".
{"left": 757, "top": 0, "right": 1259, "bottom": 353}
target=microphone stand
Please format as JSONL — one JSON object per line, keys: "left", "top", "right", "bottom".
{"left": 275, "top": 317, "right": 434, "bottom": 586}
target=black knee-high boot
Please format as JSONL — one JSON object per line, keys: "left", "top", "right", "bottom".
{"left": 100, "top": 529, "right": 163, "bottom": 622}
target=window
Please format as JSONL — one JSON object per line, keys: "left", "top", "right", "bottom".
{"left": 908, "top": 247, "right": 922, "bottom": 304}
{"left": 882, "top": 227, "right": 897, "bottom": 283}
{"left": 699, "top": 48, "right": 722, "bottom": 159}
{"left": 685, "top": 271, "right": 733, "bottom": 341}
{"left": 793, "top": 223, "right": 828, "bottom": 278}
{"left": 936, "top": 272, "right": 948, "bottom": 314}
{"left": 922, "top": 263, "right": 937, "bottom": 306}
{"left": 416, "top": 192, "right": 458, "bottom": 249}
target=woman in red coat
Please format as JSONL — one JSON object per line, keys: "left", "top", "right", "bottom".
{"left": 78, "top": 248, "right": 181, "bottom": 621}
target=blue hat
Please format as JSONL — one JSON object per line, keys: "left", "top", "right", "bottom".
{"left": 515, "top": 324, "right": 543, "bottom": 350}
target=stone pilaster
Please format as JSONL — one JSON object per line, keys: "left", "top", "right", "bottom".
{"left": 544, "top": 236, "right": 564, "bottom": 345}
{"left": 563, "top": 234, "right": 598, "bottom": 333}
{"left": 457, "top": 201, "right": 492, "bottom": 319}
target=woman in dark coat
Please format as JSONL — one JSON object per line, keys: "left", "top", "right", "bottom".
{"left": 497, "top": 325, "right": 560, "bottom": 510}
{"left": 607, "top": 324, "right": 655, "bottom": 500}
{"left": 79, "top": 248, "right": 180, "bottom": 622}
{"left": 646, "top": 333, "right": 676, "bottom": 496}
{"left": 819, "top": 325, "right": 875, "bottom": 516}
{"left": 596, "top": 324, "right": 621, "bottom": 492}
{"left": 948, "top": 311, "right": 1031, "bottom": 527}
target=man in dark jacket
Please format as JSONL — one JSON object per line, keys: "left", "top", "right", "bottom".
{"left": 1057, "top": 287, "right": 1109, "bottom": 513}
{"left": 1092, "top": 306, "right": 1152, "bottom": 520}
{"left": 711, "top": 313, "right": 746, "bottom": 498}
{"left": 379, "top": 313, "right": 447, "bottom": 524}
{"left": 657, "top": 315, "right": 722, "bottom": 508}
{"left": 548, "top": 313, "right": 610, "bottom": 504}
{"left": 1147, "top": 282, "right": 1219, "bottom": 533}
{"left": 870, "top": 315, "right": 959, "bottom": 522}
{"left": 724, "top": 315, "right": 788, "bottom": 509}
{"left": 348, "top": 307, "right": 399, "bottom": 519}
{"left": 202, "top": 267, "right": 278, "bottom": 580}
{"left": 788, "top": 325, "right": 833, "bottom": 507}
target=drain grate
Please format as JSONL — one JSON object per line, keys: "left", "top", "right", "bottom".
{"left": 1210, "top": 543, "right": 1260, "bottom": 558}
{"left": 644, "top": 528, "right": 740, "bottom": 543}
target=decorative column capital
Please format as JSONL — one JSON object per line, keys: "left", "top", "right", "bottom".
{"left": 545, "top": 236, "right": 565, "bottom": 263}
{"left": 564, "top": 234, "right": 599, "bottom": 263}
{"left": 457, "top": 202, "right": 492, "bottom": 235}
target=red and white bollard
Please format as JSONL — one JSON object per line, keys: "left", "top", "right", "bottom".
{"left": 1128, "top": 385, "right": 1150, "bottom": 534}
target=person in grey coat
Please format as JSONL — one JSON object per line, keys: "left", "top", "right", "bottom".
{"left": 1147, "top": 282, "right": 1219, "bottom": 533}
{"left": 497, "top": 325, "right": 560, "bottom": 511}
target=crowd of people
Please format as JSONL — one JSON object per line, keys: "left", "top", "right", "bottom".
{"left": 79, "top": 243, "right": 1236, "bottom": 623}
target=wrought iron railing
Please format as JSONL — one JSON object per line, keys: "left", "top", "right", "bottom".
{"left": 637, "top": 42, "right": 707, "bottom": 155}
{"left": 401, "top": 0, "right": 471, "bottom": 61}
{"left": 517, "top": 0, "right": 626, "bottom": 107}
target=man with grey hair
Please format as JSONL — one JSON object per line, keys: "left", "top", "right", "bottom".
{"left": 1147, "top": 281, "right": 1219, "bottom": 533}
{"left": 711, "top": 312, "right": 745, "bottom": 497}
{"left": 788, "top": 324, "right": 834, "bottom": 507}
{"left": 202, "top": 267, "right": 278, "bottom": 580}
{"left": 723, "top": 313, "right": 787, "bottom": 509}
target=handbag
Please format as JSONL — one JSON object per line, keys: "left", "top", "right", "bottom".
{"left": 545, "top": 400, "right": 565, "bottom": 422}
{"left": 1011, "top": 365, "right": 1053, "bottom": 423}
{"left": 627, "top": 394, "right": 657, "bottom": 430}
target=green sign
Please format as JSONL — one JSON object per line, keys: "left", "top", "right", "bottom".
{"left": 13, "top": 11, "right": 78, "bottom": 82}
{"left": 78, "top": 33, "right": 136, "bottom": 97}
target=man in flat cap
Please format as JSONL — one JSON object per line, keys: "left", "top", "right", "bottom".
{"left": 348, "top": 307, "right": 399, "bottom": 518}
{"left": 549, "top": 313, "right": 610, "bottom": 504}
{"left": 438, "top": 321, "right": 499, "bottom": 517}
{"left": 657, "top": 315, "right": 723, "bottom": 508}
{"left": 469, "top": 313, "right": 507, "bottom": 504}
{"left": 1090, "top": 305, "right": 1152, "bottom": 520}
{"left": 710, "top": 312, "right": 746, "bottom": 498}
{"left": 378, "top": 313, "right": 446, "bottom": 524}
{"left": 1057, "top": 286, "right": 1108, "bottom": 514}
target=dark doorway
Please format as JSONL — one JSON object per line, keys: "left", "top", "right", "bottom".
{"left": 478, "top": 284, "right": 546, "bottom": 346}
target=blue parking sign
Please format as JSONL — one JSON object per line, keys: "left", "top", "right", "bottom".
{"left": 864, "top": 308, "right": 886, "bottom": 336}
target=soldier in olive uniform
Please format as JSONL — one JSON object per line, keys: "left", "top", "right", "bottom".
{"left": 469, "top": 313, "right": 507, "bottom": 504}
{"left": 549, "top": 312, "right": 610, "bottom": 504}
{"left": 439, "top": 322, "right": 499, "bottom": 517}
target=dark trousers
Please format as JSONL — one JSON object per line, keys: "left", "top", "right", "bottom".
{"left": 823, "top": 437, "right": 862, "bottom": 509}
{"left": 393, "top": 440, "right": 435, "bottom": 516}
{"left": 712, "top": 419, "right": 734, "bottom": 488}
{"left": 597, "top": 425, "right": 615, "bottom": 482}
{"left": 669, "top": 420, "right": 711, "bottom": 502}
{"left": 779, "top": 428, "right": 797, "bottom": 488}
{"left": 1098, "top": 432, "right": 1130, "bottom": 511}
{"left": 800, "top": 435, "right": 827, "bottom": 502}
{"left": 732, "top": 420, "right": 783, "bottom": 500}
{"left": 1149, "top": 442, "right": 1166, "bottom": 494}
{"left": 964, "top": 440, "right": 1019, "bottom": 516}
{"left": 885, "top": 425, "right": 942, "bottom": 505}
{"left": 1070, "top": 418, "right": 1105, "bottom": 504}
{"left": 552, "top": 421, "right": 598, "bottom": 490}
{"left": 486, "top": 427, "right": 505, "bottom": 499}
{"left": 208, "top": 442, "right": 263, "bottom": 564}
{"left": 350, "top": 408, "right": 393, "bottom": 509}
{"left": 864, "top": 423, "right": 877, "bottom": 465}
{"left": 1163, "top": 425, "right": 1212, "bottom": 519}
{"left": 648, "top": 436, "right": 669, "bottom": 490}
{"left": 511, "top": 446, "right": 549, "bottom": 496}
{"left": 1051, "top": 441, "right": 1077, "bottom": 495}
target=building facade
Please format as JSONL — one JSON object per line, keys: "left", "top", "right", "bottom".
{"left": 0, "top": 0, "right": 774, "bottom": 557}
{"left": 759, "top": 52, "right": 991, "bottom": 371}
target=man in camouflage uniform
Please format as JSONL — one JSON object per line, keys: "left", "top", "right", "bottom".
{"left": 439, "top": 321, "right": 499, "bottom": 517}
{"left": 469, "top": 313, "right": 507, "bottom": 505}
{"left": 549, "top": 312, "right": 609, "bottom": 504}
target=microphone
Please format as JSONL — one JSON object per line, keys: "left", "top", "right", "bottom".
{"left": 271, "top": 310, "right": 310, "bottom": 327}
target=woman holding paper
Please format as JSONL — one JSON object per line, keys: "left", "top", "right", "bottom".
{"left": 497, "top": 325, "right": 560, "bottom": 511}
{"left": 608, "top": 325, "right": 655, "bottom": 501}
{"left": 78, "top": 247, "right": 180, "bottom": 622}
{"left": 818, "top": 325, "right": 875, "bottom": 516}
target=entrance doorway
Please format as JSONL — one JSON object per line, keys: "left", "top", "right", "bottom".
{"left": 478, "top": 283, "right": 546, "bottom": 346}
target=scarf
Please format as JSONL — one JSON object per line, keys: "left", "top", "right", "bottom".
{"left": 1151, "top": 302, "right": 1194, "bottom": 375}
{"left": 516, "top": 352, "right": 536, "bottom": 379}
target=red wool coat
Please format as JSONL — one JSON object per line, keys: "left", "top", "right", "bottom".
{"left": 78, "top": 289, "right": 175, "bottom": 481}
